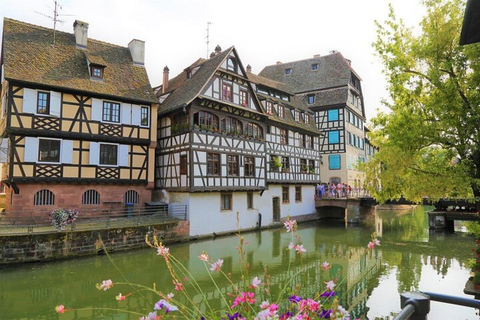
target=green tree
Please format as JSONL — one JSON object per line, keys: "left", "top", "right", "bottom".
{"left": 364, "top": 0, "right": 480, "bottom": 203}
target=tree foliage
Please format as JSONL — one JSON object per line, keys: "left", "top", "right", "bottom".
{"left": 363, "top": 0, "right": 480, "bottom": 203}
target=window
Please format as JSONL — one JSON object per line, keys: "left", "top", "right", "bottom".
{"left": 124, "top": 190, "right": 139, "bottom": 204}
{"left": 91, "top": 65, "right": 104, "bottom": 79}
{"left": 311, "top": 64, "right": 318, "bottom": 70}
{"left": 221, "top": 117, "right": 243, "bottom": 135}
{"left": 309, "top": 160, "right": 315, "bottom": 173}
{"left": 240, "top": 90, "right": 248, "bottom": 107}
{"left": 194, "top": 111, "right": 219, "bottom": 130}
{"left": 247, "top": 192, "right": 254, "bottom": 209}
{"left": 328, "top": 131, "right": 339, "bottom": 144}
{"left": 180, "top": 155, "right": 187, "bottom": 174}
{"left": 103, "top": 101, "right": 120, "bottom": 123}
{"left": 207, "top": 153, "right": 220, "bottom": 175}
{"left": 266, "top": 101, "right": 273, "bottom": 115}
{"left": 141, "top": 106, "right": 149, "bottom": 126}
{"left": 307, "top": 95, "right": 315, "bottom": 104}
{"left": 245, "top": 122, "right": 263, "bottom": 139}
{"left": 294, "top": 110, "right": 300, "bottom": 122}
{"left": 222, "top": 82, "right": 233, "bottom": 102}
{"left": 227, "top": 58, "right": 237, "bottom": 72}
{"left": 38, "top": 139, "right": 60, "bottom": 162}
{"left": 282, "top": 156, "right": 290, "bottom": 170}
{"left": 34, "top": 189, "right": 55, "bottom": 205}
{"left": 304, "top": 113, "right": 310, "bottom": 124}
{"left": 100, "top": 144, "right": 118, "bottom": 165}
{"left": 227, "top": 155, "right": 239, "bottom": 176}
{"left": 82, "top": 189, "right": 100, "bottom": 205}
{"left": 328, "top": 109, "right": 339, "bottom": 121}
{"left": 300, "top": 159, "right": 307, "bottom": 172}
{"left": 244, "top": 156, "right": 255, "bottom": 176}
{"left": 329, "top": 155, "right": 341, "bottom": 170}
{"left": 37, "top": 91, "right": 50, "bottom": 114}
{"left": 221, "top": 193, "right": 232, "bottom": 210}
{"left": 300, "top": 134, "right": 306, "bottom": 148}
{"left": 295, "top": 186, "right": 302, "bottom": 202}
{"left": 278, "top": 105, "right": 285, "bottom": 118}
{"left": 280, "top": 129, "right": 288, "bottom": 144}
{"left": 285, "top": 68, "right": 292, "bottom": 75}
{"left": 305, "top": 135, "right": 312, "bottom": 149}
{"left": 282, "top": 186, "right": 289, "bottom": 203}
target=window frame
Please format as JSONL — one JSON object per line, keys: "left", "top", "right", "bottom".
{"left": 244, "top": 156, "right": 255, "bottom": 177}
{"left": 329, "top": 154, "right": 341, "bottom": 170}
{"left": 226, "top": 58, "right": 237, "bottom": 72}
{"left": 295, "top": 186, "right": 302, "bottom": 202}
{"left": 266, "top": 100, "right": 273, "bottom": 115}
{"left": 221, "top": 192, "right": 232, "bottom": 211}
{"left": 245, "top": 122, "right": 263, "bottom": 140}
{"left": 311, "top": 64, "right": 318, "bottom": 71}
{"left": 102, "top": 101, "right": 120, "bottom": 123}
{"left": 278, "top": 104, "right": 285, "bottom": 118}
{"left": 307, "top": 94, "right": 315, "bottom": 104}
{"left": 37, "top": 91, "right": 50, "bottom": 115}
{"left": 227, "top": 154, "right": 239, "bottom": 176}
{"left": 38, "top": 138, "right": 61, "bottom": 163}
{"left": 99, "top": 143, "right": 118, "bottom": 166}
{"left": 285, "top": 68, "right": 292, "bottom": 75}
{"left": 180, "top": 154, "right": 187, "bottom": 174}
{"left": 328, "top": 109, "right": 339, "bottom": 121}
{"left": 222, "top": 82, "right": 233, "bottom": 102}
{"left": 82, "top": 189, "right": 100, "bottom": 205}
{"left": 282, "top": 186, "right": 289, "bottom": 203}
{"left": 280, "top": 129, "right": 288, "bottom": 145}
{"left": 140, "top": 106, "right": 149, "bottom": 126}
{"left": 90, "top": 65, "right": 104, "bottom": 79}
{"left": 247, "top": 192, "right": 254, "bottom": 209}
{"left": 328, "top": 131, "right": 340, "bottom": 144}
{"left": 207, "top": 153, "right": 221, "bottom": 175}
{"left": 240, "top": 90, "right": 249, "bottom": 107}
{"left": 34, "top": 189, "right": 55, "bottom": 206}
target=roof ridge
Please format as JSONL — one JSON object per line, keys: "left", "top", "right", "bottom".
{"left": 3, "top": 17, "right": 130, "bottom": 50}
{"left": 262, "top": 51, "right": 342, "bottom": 68}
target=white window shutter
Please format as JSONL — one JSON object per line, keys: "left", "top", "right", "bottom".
{"left": 23, "top": 88, "right": 36, "bottom": 114}
{"left": 24, "top": 137, "right": 38, "bottom": 162}
{"left": 0, "top": 138, "right": 9, "bottom": 163}
{"left": 50, "top": 91, "right": 62, "bottom": 117}
{"left": 91, "top": 98, "right": 102, "bottom": 121}
{"left": 122, "top": 103, "right": 132, "bottom": 125}
{"left": 61, "top": 140, "right": 73, "bottom": 164}
{"left": 118, "top": 144, "right": 129, "bottom": 166}
{"left": 132, "top": 104, "right": 141, "bottom": 126}
{"left": 89, "top": 142, "right": 99, "bottom": 165}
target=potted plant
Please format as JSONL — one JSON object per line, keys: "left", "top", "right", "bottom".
{"left": 272, "top": 156, "right": 282, "bottom": 172}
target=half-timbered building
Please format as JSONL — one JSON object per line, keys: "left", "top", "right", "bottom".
{"left": 259, "top": 52, "right": 368, "bottom": 190}
{"left": 0, "top": 19, "right": 158, "bottom": 216}
{"left": 155, "top": 46, "right": 322, "bottom": 236}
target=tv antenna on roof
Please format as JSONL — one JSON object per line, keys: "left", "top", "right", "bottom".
{"left": 206, "top": 22, "right": 212, "bottom": 58}
{"left": 35, "top": 0, "right": 73, "bottom": 45}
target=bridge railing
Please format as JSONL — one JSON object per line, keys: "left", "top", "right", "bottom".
{"left": 394, "top": 291, "right": 480, "bottom": 320}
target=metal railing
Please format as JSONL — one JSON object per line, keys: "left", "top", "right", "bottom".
{"left": 394, "top": 291, "right": 480, "bottom": 320}
{"left": 0, "top": 204, "right": 188, "bottom": 235}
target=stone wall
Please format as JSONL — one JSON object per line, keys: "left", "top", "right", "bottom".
{"left": 0, "top": 220, "right": 189, "bottom": 264}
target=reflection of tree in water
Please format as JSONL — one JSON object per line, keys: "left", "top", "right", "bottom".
{"left": 396, "top": 252, "right": 423, "bottom": 292}
{"left": 423, "top": 255, "right": 452, "bottom": 278}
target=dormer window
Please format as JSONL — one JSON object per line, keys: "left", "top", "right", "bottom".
{"left": 266, "top": 101, "right": 273, "bottom": 115}
{"left": 278, "top": 104, "right": 285, "bottom": 118}
{"left": 90, "top": 65, "right": 104, "bottom": 79}
{"left": 285, "top": 68, "right": 292, "bottom": 75}
{"left": 311, "top": 64, "right": 318, "bottom": 70}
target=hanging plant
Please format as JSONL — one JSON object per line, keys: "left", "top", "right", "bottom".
{"left": 50, "top": 208, "right": 79, "bottom": 231}
{"left": 273, "top": 156, "right": 283, "bottom": 168}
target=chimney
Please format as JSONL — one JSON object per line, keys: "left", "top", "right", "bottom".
{"left": 346, "top": 59, "right": 351, "bottom": 66}
{"left": 246, "top": 64, "right": 252, "bottom": 73}
{"left": 313, "top": 54, "right": 321, "bottom": 58}
{"left": 214, "top": 45, "right": 222, "bottom": 54}
{"left": 162, "top": 66, "right": 169, "bottom": 94}
{"left": 276, "top": 61, "right": 282, "bottom": 65}
{"left": 73, "top": 20, "right": 88, "bottom": 49}
{"left": 128, "top": 39, "right": 145, "bottom": 66}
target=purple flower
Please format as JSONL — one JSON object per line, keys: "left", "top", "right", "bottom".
{"left": 279, "top": 312, "right": 294, "bottom": 319}
{"left": 288, "top": 295, "right": 301, "bottom": 303}
{"left": 320, "top": 291, "right": 336, "bottom": 298}
{"left": 319, "top": 309, "right": 332, "bottom": 318}
{"left": 224, "top": 312, "right": 242, "bottom": 319}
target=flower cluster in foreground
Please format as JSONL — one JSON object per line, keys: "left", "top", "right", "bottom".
{"left": 55, "top": 217, "right": 376, "bottom": 319}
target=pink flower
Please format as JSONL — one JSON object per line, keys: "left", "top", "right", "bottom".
{"left": 325, "top": 280, "right": 335, "bottom": 291}
{"left": 198, "top": 252, "right": 209, "bottom": 261}
{"left": 367, "top": 241, "right": 375, "bottom": 249}
{"left": 284, "top": 219, "right": 296, "bottom": 232}
{"left": 209, "top": 259, "right": 224, "bottom": 272}
{"left": 288, "top": 242, "right": 296, "bottom": 250}
{"left": 251, "top": 276, "right": 261, "bottom": 288}
{"left": 260, "top": 300, "right": 270, "bottom": 309}
{"left": 231, "top": 292, "right": 256, "bottom": 308}
{"left": 167, "top": 292, "right": 174, "bottom": 300}
{"left": 157, "top": 244, "right": 170, "bottom": 257}
{"left": 173, "top": 280, "right": 184, "bottom": 291}
{"left": 96, "top": 279, "right": 113, "bottom": 291}
{"left": 116, "top": 293, "right": 126, "bottom": 301}
{"left": 321, "top": 261, "right": 331, "bottom": 270}
{"left": 55, "top": 305, "right": 65, "bottom": 314}
{"left": 295, "top": 244, "right": 306, "bottom": 254}
{"left": 374, "top": 238, "right": 381, "bottom": 246}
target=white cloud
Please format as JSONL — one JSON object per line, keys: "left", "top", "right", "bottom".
{"left": 0, "top": 0, "right": 428, "bottom": 120}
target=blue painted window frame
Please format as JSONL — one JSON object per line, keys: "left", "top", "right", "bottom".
{"left": 329, "top": 155, "right": 341, "bottom": 170}
{"left": 328, "top": 109, "right": 339, "bottom": 121}
{"left": 328, "top": 130, "right": 339, "bottom": 144}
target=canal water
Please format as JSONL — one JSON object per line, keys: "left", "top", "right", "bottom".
{"left": 0, "top": 206, "right": 477, "bottom": 319}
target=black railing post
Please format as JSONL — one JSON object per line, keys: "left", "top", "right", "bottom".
{"left": 395, "top": 292, "right": 430, "bottom": 320}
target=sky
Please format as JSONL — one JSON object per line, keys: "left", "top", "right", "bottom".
{"left": 0, "top": 0, "right": 432, "bottom": 120}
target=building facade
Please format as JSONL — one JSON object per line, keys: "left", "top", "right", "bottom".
{"left": 155, "top": 47, "right": 321, "bottom": 236}
{"left": 259, "top": 52, "right": 368, "bottom": 190}
{"left": 0, "top": 19, "right": 158, "bottom": 216}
